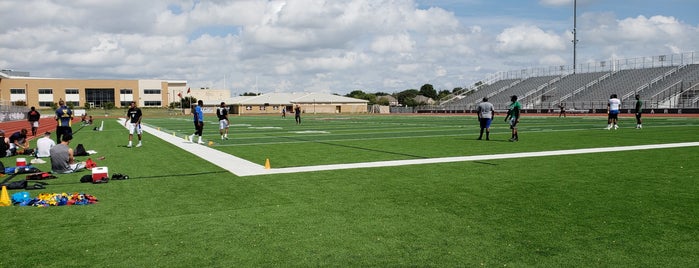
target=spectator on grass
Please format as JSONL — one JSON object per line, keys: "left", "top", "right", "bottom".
{"left": 50, "top": 134, "right": 86, "bottom": 173}
{"left": 125, "top": 101, "right": 143, "bottom": 148}
{"left": 9, "top": 129, "right": 30, "bottom": 154}
{"left": 54, "top": 99, "right": 74, "bottom": 143}
{"left": 504, "top": 95, "right": 521, "bottom": 142}
{"left": 27, "top": 106, "right": 41, "bottom": 136}
{"left": 36, "top": 131, "right": 56, "bottom": 158}
{"left": 190, "top": 100, "right": 205, "bottom": 144}
{"left": 476, "top": 97, "right": 494, "bottom": 140}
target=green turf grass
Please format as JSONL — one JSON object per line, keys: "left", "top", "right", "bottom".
{"left": 1, "top": 114, "right": 697, "bottom": 267}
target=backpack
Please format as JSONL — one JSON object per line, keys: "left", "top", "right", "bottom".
{"left": 75, "top": 144, "right": 88, "bottom": 156}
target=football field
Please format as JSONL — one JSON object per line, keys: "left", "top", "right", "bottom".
{"left": 3, "top": 114, "right": 698, "bottom": 267}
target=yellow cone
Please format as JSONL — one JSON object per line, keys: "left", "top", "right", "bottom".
{"left": 264, "top": 158, "right": 271, "bottom": 169}
{"left": 0, "top": 185, "right": 10, "bottom": 207}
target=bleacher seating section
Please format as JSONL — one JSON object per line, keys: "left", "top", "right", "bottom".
{"left": 442, "top": 64, "right": 699, "bottom": 110}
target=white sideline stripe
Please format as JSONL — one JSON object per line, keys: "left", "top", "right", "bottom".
{"left": 120, "top": 120, "right": 699, "bottom": 177}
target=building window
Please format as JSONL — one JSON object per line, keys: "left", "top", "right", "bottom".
{"left": 38, "top": 101, "right": 53, "bottom": 107}
{"left": 120, "top": 89, "right": 133, "bottom": 94}
{"left": 144, "top": 89, "right": 161, "bottom": 94}
{"left": 246, "top": 106, "right": 252, "bottom": 110}
{"left": 273, "top": 106, "right": 279, "bottom": 110}
{"left": 259, "top": 106, "right": 266, "bottom": 111}
{"left": 85, "top": 88, "right": 115, "bottom": 108}
{"left": 38, "top": 88, "right": 53, "bottom": 94}
{"left": 67, "top": 101, "right": 80, "bottom": 107}
{"left": 120, "top": 101, "right": 131, "bottom": 107}
{"left": 10, "top": 88, "right": 25, "bottom": 94}
{"left": 65, "top": 89, "right": 79, "bottom": 94}
{"left": 144, "top": 101, "right": 161, "bottom": 107}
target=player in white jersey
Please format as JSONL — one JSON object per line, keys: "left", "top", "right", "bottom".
{"left": 606, "top": 94, "right": 621, "bottom": 130}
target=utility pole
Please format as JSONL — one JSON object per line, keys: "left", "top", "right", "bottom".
{"left": 572, "top": 0, "right": 578, "bottom": 74}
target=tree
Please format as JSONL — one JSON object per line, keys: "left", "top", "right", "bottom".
{"left": 181, "top": 96, "right": 197, "bottom": 109}
{"left": 395, "top": 89, "right": 419, "bottom": 106}
{"left": 437, "top": 90, "right": 451, "bottom": 100}
{"left": 419, "top": 84, "right": 437, "bottom": 100}
{"left": 346, "top": 90, "right": 377, "bottom": 104}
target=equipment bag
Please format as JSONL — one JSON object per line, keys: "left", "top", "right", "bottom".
{"left": 75, "top": 144, "right": 89, "bottom": 156}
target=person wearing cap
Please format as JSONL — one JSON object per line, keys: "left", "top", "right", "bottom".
{"left": 36, "top": 131, "right": 56, "bottom": 158}
{"left": 216, "top": 101, "right": 230, "bottom": 140}
{"left": 50, "top": 134, "right": 86, "bottom": 173}
{"left": 476, "top": 97, "right": 494, "bottom": 140}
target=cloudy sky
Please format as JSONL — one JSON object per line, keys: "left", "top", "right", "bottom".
{"left": 1, "top": 0, "right": 698, "bottom": 95}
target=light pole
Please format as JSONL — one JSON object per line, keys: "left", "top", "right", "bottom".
{"left": 572, "top": 0, "right": 578, "bottom": 74}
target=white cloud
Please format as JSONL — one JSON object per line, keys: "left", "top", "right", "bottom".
{"left": 495, "top": 25, "right": 567, "bottom": 54}
{"left": 0, "top": 0, "right": 697, "bottom": 95}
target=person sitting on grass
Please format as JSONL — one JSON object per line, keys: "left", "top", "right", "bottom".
{"left": 36, "top": 131, "right": 56, "bottom": 158}
{"left": 9, "top": 129, "right": 30, "bottom": 155}
{"left": 0, "top": 130, "right": 10, "bottom": 157}
{"left": 50, "top": 134, "right": 86, "bottom": 173}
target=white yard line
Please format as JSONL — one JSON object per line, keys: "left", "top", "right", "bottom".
{"left": 121, "top": 119, "right": 699, "bottom": 177}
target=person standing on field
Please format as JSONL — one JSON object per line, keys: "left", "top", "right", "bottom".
{"left": 124, "top": 101, "right": 143, "bottom": 147}
{"left": 504, "top": 95, "right": 521, "bottom": 142}
{"left": 27, "top": 106, "right": 41, "bottom": 136}
{"left": 634, "top": 94, "right": 643, "bottom": 129}
{"left": 54, "top": 100, "right": 73, "bottom": 144}
{"left": 190, "top": 100, "right": 205, "bottom": 144}
{"left": 606, "top": 94, "right": 621, "bottom": 130}
{"left": 216, "top": 102, "right": 229, "bottom": 140}
{"left": 294, "top": 105, "right": 301, "bottom": 124}
{"left": 476, "top": 97, "right": 494, "bottom": 140}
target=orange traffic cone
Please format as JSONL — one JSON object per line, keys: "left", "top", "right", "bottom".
{"left": 0, "top": 185, "right": 10, "bottom": 207}
{"left": 264, "top": 158, "right": 271, "bottom": 169}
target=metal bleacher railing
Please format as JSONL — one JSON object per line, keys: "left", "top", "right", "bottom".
{"left": 427, "top": 51, "right": 699, "bottom": 112}
{"left": 0, "top": 100, "right": 29, "bottom": 122}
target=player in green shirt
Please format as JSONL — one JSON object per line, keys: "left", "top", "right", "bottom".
{"left": 634, "top": 94, "right": 643, "bottom": 129}
{"left": 504, "top": 95, "right": 521, "bottom": 142}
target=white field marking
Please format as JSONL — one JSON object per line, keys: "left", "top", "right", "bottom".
{"left": 123, "top": 119, "right": 699, "bottom": 177}
{"left": 292, "top": 130, "right": 330, "bottom": 134}
{"left": 249, "top": 126, "right": 282, "bottom": 129}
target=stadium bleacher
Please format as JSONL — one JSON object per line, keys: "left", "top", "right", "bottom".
{"left": 433, "top": 53, "right": 699, "bottom": 113}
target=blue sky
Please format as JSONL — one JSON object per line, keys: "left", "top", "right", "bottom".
{"left": 1, "top": 0, "right": 698, "bottom": 95}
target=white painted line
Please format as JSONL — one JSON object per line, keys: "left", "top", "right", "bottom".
{"left": 123, "top": 120, "right": 699, "bottom": 177}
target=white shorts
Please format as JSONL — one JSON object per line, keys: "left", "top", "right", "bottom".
{"left": 219, "top": 119, "right": 229, "bottom": 130}
{"left": 31, "top": 121, "right": 39, "bottom": 128}
{"left": 128, "top": 123, "right": 142, "bottom": 135}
